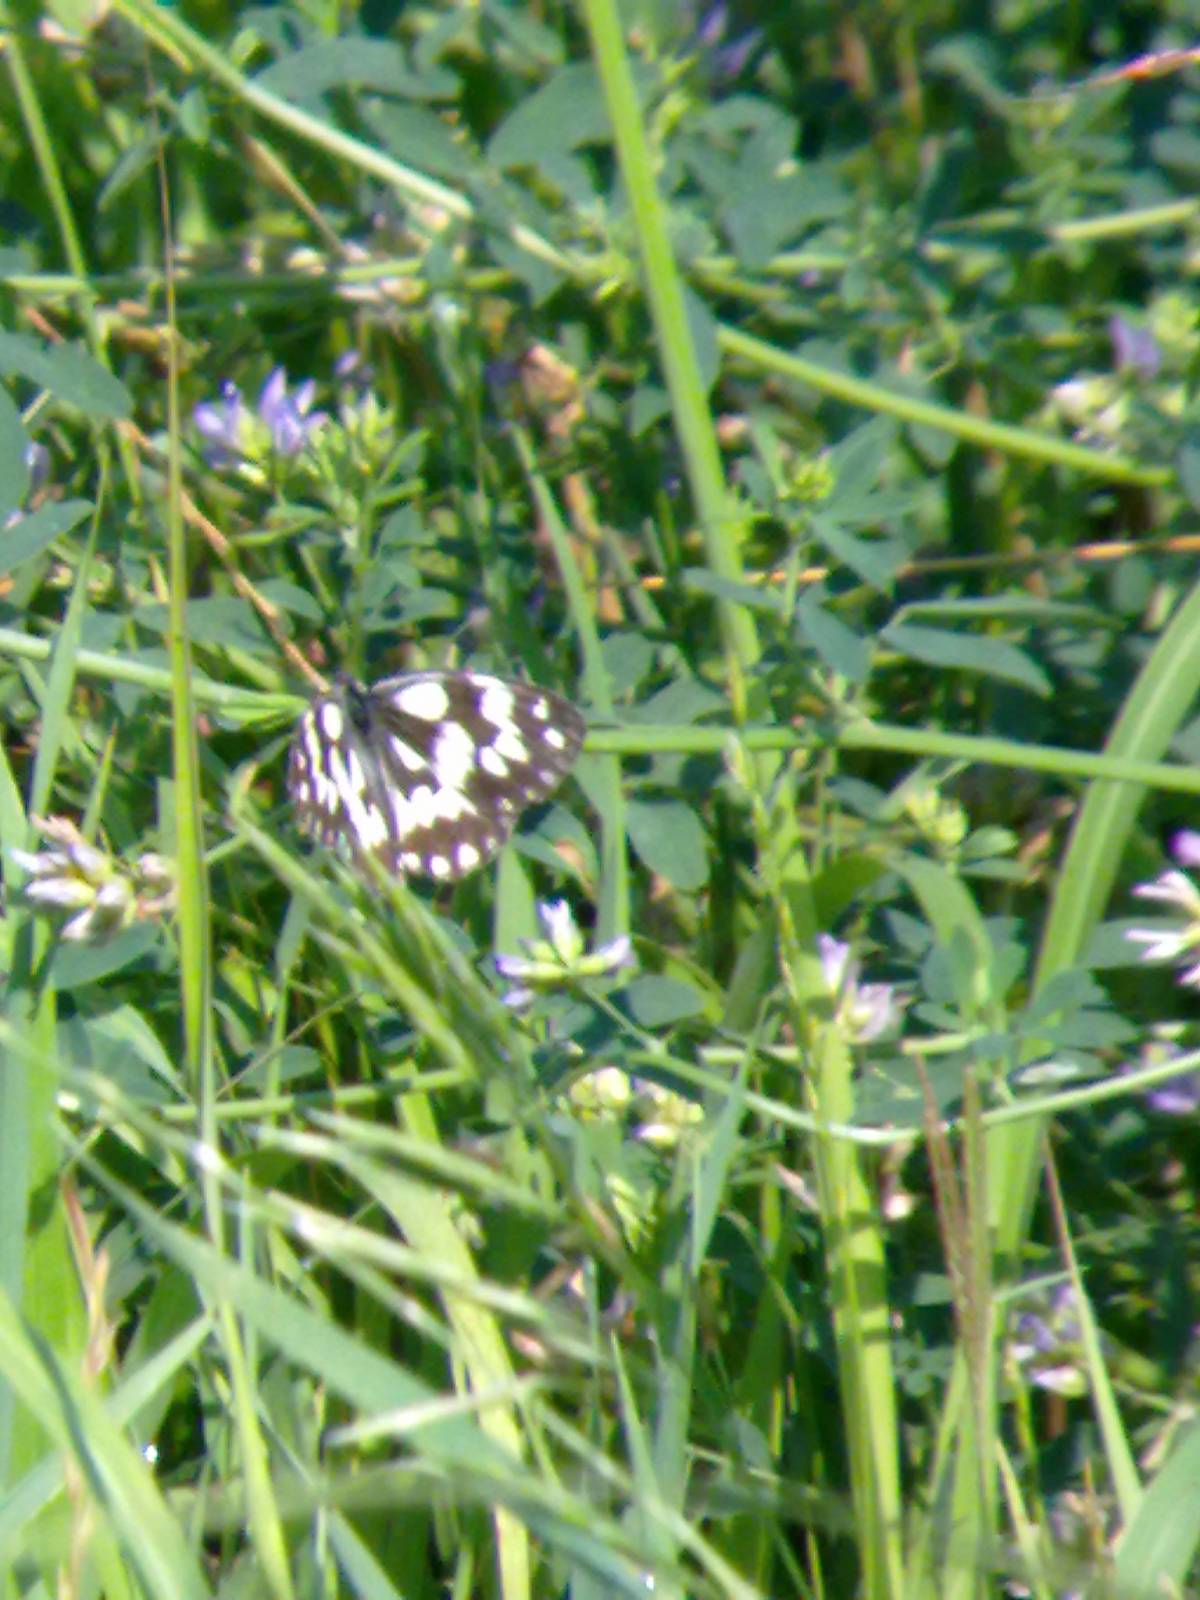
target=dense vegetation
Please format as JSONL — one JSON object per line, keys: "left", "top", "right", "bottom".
{"left": 4, "top": 1, "right": 1200, "bottom": 1595}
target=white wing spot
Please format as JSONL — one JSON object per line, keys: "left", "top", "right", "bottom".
{"left": 317, "top": 701, "right": 343, "bottom": 741}
{"left": 402, "top": 851, "right": 422, "bottom": 872}
{"left": 438, "top": 788, "right": 473, "bottom": 820}
{"left": 455, "top": 842, "right": 481, "bottom": 873}
{"left": 419, "top": 784, "right": 472, "bottom": 827}
{"left": 390, "top": 735, "right": 426, "bottom": 773}
{"left": 394, "top": 679, "right": 450, "bottom": 721}
{"left": 543, "top": 727, "right": 568, "bottom": 751}
{"left": 312, "top": 769, "right": 339, "bottom": 813}
{"left": 529, "top": 695, "right": 551, "bottom": 720}
{"left": 494, "top": 726, "right": 529, "bottom": 763}
{"left": 479, "top": 747, "right": 509, "bottom": 778}
{"left": 353, "top": 798, "right": 389, "bottom": 849}
{"left": 431, "top": 723, "right": 476, "bottom": 791}
{"left": 479, "top": 682, "right": 516, "bottom": 730}
{"left": 344, "top": 750, "right": 368, "bottom": 797}
{"left": 428, "top": 854, "right": 452, "bottom": 879}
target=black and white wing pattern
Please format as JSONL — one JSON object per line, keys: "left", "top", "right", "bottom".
{"left": 288, "top": 671, "right": 586, "bottom": 881}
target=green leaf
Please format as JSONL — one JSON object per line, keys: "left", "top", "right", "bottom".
{"left": 0, "top": 334, "right": 131, "bottom": 417}
{"left": 810, "top": 511, "right": 909, "bottom": 590}
{"left": 897, "top": 594, "right": 1099, "bottom": 625}
{"left": 626, "top": 797, "right": 709, "bottom": 889}
{"left": 0, "top": 387, "right": 28, "bottom": 516}
{"left": 1179, "top": 442, "right": 1200, "bottom": 510}
{"left": 682, "top": 285, "right": 720, "bottom": 393}
{"left": 256, "top": 577, "right": 325, "bottom": 622}
{"left": 98, "top": 132, "right": 167, "bottom": 212}
{"left": 49, "top": 925, "right": 160, "bottom": 990}
{"left": 489, "top": 63, "right": 616, "bottom": 166}
{"left": 723, "top": 157, "right": 848, "bottom": 268}
{"left": 1113, "top": 1419, "right": 1200, "bottom": 1597}
{"left": 0, "top": 247, "right": 33, "bottom": 278}
{"left": 360, "top": 99, "right": 476, "bottom": 181}
{"left": 629, "top": 384, "right": 671, "bottom": 435}
{"left": 633, "top": 673, "right": 726, "bottom": 724}
{"left": 488, "top": 232, "right": 564, "bottom": 304}
{"left": 137, "top": 597, "right": 266, "bottom": 650}
{"left": 682, "top": 568, "right": 785, "bottom": 615}
{"left": 59, "top": 1006, "right": 182, "bottom": 1101}
{"left": 621, "top": 975, "right": 707, "bottom": 1027}
{"left": 601, "top": 631, "right": 657, "bottom": 696}
{"left": 254, "top": 39, "right": 441, "bottom": 100}
{"left": 796, "top": 593, "right": 870, "bottom": 682}
{"left": 882, "top": 622, "right": 1051, "bottom": 696}
{"left": 0, "top": 500, "right": 91, "bottom": 575}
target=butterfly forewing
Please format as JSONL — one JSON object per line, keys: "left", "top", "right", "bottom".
{"left": 288, "top": 670, "right": 585, "bottom": 880}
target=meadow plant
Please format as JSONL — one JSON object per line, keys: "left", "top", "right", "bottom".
{"left": 4, "top": 2, "right": 1200, "bottom": 1597}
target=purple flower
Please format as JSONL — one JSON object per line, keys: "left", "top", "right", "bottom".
{"left": 1127, "top": 864, "right": 1200, "bottom": 987}
{"left": 334, "top": 350, "right": 374, "bottom": 393}
{"left": 193, "top": 368, "right": 326, "bottom": 467}
{"left": 24, "top": 440, "right": 49, "bottom": 497}
{"left": 4, "top": 440, "right": 53, "bottom": 531}
{"left": 818, "top": 934, "right": 904, "bottom": 1042}
{"left": 257, "top": 368, "right": 326, "bottom": 456}
{"left": 685, "top": 1, "right": 762, "bottom": 79}
{"left": 193, "top": 380, "right": 250, "bottom": 464}
{"left": 13, "top": 815, "right": 174, "bottom": 942}
{"left": 496, "top": 900, "right": 634, "bottom": 1008}
{"left": 1146, "top": 1069, "right": 1200, "bottom": 1116}
{"left": 1109, "top": 315, "right": 1160, "bottom": 380}
{"left": 1008, "top": 1283, "right": 1086, "bottom": 1396}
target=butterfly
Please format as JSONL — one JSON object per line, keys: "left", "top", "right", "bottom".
{"left": 288, "top": 670, "right": 586, "bottom": 880}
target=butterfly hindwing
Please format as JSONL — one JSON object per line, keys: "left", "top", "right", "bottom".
{"left": 288, "top": 670, "right": 585, "bottom": 880}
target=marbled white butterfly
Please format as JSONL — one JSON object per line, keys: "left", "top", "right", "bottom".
{"left": 288, "top": 671, "right": 586, "bottom": 880}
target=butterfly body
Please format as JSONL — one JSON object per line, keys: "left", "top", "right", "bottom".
{"left": 289, "top": 670, "right": 585, "bottom": 880}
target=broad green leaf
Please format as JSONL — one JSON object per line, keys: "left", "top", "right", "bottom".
{"left": 621, "top": 975, "right": 707, "bottom": 1027}
{"left": 256, "top": 577, "right": 326, "bottom": 622}
{"left": 601, "top": 631, "right": 657, "bottom": 695}
{"left": 0, "top": 388, "right": 28, "bottom": 517}
{"left": 58, "top": 1006, "right": 182, "bottom": 1100}
{"left": 0, "top": 334, "right": 131, "bottom": 417}
{"left": 683, "top": 285, "right": 720, "bottom": 393}
{"left": 1113, "top": 1419, "right": 1200, "bottom": 1597}
{"left": 0, "top": 500, "right": 91, "bottom": 575}
{"left": 360, "top": 99, "right": 476, "bottom": 181}
{"left": 723, "top": 156, "right": 848, "bottom": 268}
{"left": 633, "top": 674, "right": 726, "bottom": 724}
{"left": 98, "top": 132, "right": 167, "bottom": 212}
{"left": 897, "top": 594, "right": 1099, "bottom": 624}
{"left": 682, "top": 568, "right": 785, "bottom": 615}
{"left": 1180, "top": 443, "right": 1200, "bottom": 510}
{"left": 254, "top": 39, "right": 438, "bottom": 100}
{"left": 1152, "top": 126, "right": 1200, "bottom": 176}
{"left": 488, "top": 63, "right": 612, "bottom": 166}
{"left": 0, "top": 1293, "right": 210, "bottom": 1600}
{"left": 626, "top": 797, "right": 709, "bottom": 890}
{"left": 629, "top": 384, "right": 671, "bottom": 435}
{"left": 137, "top": 597, "right": 265, "bottom": 650}
{"left": 796, "top": 592, "right": 870, "bottom": 682}
{"left": 49, "top": 925, "right": 160, "bottom": 990}
{"left": 882, "top": 622, "right": 1051, "bottom": 696}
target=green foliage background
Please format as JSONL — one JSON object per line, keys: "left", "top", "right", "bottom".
{"left": 3, "top": 0, "right": 1200, "bottom": 1595}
